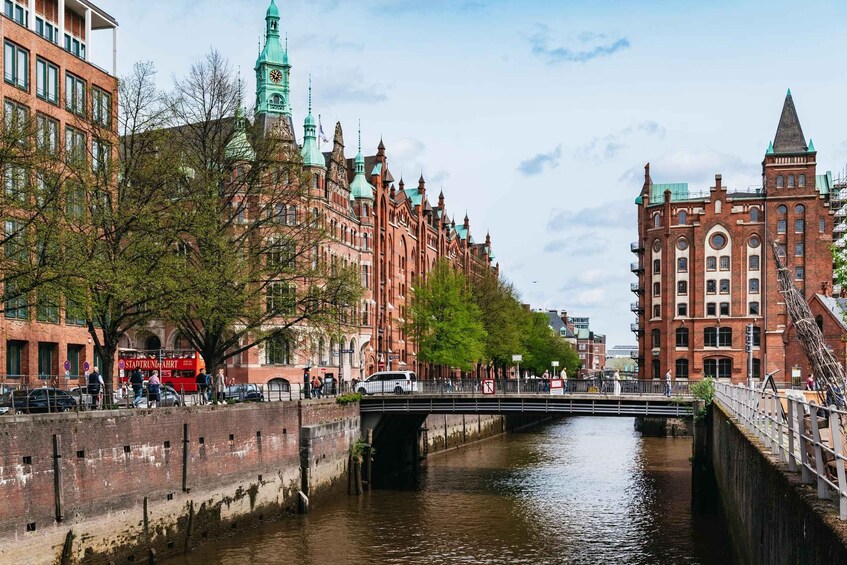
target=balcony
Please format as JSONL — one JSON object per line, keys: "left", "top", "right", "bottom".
{"left": 630, "top": 301, "right": 643, "bottom": 314}
{"left": 630, "top": 241, "right": 643, "bottom": 254}
{"left": 630, "top": 282, "right": 643, "bottom": 294}
{"left": 630, "top": 323, "right": 644, "bottom": 336}
{"left": 630, "top": 262, "right": 644, "bottom": 274}
{"left": 630, "top": 351, "right": 640, "bottom": 360}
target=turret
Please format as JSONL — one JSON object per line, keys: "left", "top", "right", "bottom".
{"left": 255, "top": 0, "right": 291, "bottom": 117}
{"left": 349, "top": 123, "right": 375, "bottom": 200}
{"left": 300, "top": 76, "right": 325, "bottom": 169}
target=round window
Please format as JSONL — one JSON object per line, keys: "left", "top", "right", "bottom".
{"left": 652, "top": 240, "right": 662, "bottom": 252}
{"left": 677, "top": 238, "right": 688, "bottom": 251}
{"left": 710, "top": 233, "right": 727, "bottom": 250}
{"left": 749, "top": 236, "right": 760, "bottom": 248}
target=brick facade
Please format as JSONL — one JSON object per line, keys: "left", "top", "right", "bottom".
{"left": 0, "top": 2, "right": 117, "bottom": 387}
{"left": 632, "top": 92, "right": 833, "bottom": 386}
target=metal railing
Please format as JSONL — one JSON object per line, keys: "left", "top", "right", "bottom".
{"left": 714, "top": 382, "right": 847, "bottom": 520}
{"left": 355, "top": 378, "right": 690, "bottom": 397}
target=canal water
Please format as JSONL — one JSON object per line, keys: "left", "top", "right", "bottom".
{"left": 171, "top": 417, "right": 735, "bottom": 564}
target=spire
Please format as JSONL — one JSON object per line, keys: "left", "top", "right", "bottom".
{"left": 255, "top": 0, "right": 290, "bottom": 117}
{"left": 300, "top": 75, "right": 324, "bottom": 168}
{"left": 772, "top": 90, "right": 808, "bottom": 154}
{"left": 265, "top": 0, "right": 280, "bottom": 37}
{"left": 438, "top": 190, "right": 444, "bottom": 207}
{"left": 464, "top": 211, "right": 469, "bottom": 228}
{"left": 349, "top": 121, "right": 375, "bottom": 200}
{"left": 418, "top": 174, "right": 425, "bottom": 193}
{"left": 766, "top": 141, "right": 774, "bottom": 155}
{"left": 398, "top": 176, "right": 405, "bottom": 190}
{"left": 808, "top": 138, "right": 816, "bottom": 153}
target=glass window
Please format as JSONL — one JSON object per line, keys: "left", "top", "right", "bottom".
{"left": 707, "top": 280, "right": 716, "bottom": 294}
{"left": 36, "top": 291, "right": 58, "bottom": 323}
{"left": 675, "top": 328, "right": 689, "bottom": 347}
{"left": 266, "top": 332, "right": 290, "bottom": 365}
{"left": 92, "top": 87, "right": 111, "bottom": 127}
{"left": 719, "top": 279, "right": 730, "bottom": 294}
{"left": 820, "top": 218, "right": 826, "bottom": 233}
{"left": 788, "top": 175, "right": 795, "bottom": 188}
{"left": 35, "top": 58, "right": 58, "bottom": 104}
{"left": 65, "top": 72, "right": 86, "bottom": 116}
{"left": 795, "top": 242, "right": 804, "bottom": 257}
{"left": 704, "top": 327, "right": 717, "bottom": 347}
{"left": 677, "top": 257, "right": 687, "bottom": 272}
{"left": 4, "top": 281, "right": 27, "bottom": 319}
{"left": 777, "top": 220, "right": 787, "bottom": 234}
{"left": 707, "top": 303, "right": 716, "bottom": 316}
{"left": 65, "top": 297, "right": 86, "bottom": 326}
{"left": 4, "top": 219, "right": 26, "bottom": 261}
{"left": 707, "top": 257, "right": 717, "bottom": 271}
{"left": 653, "top": 213, "right": 660, "bottom": 228}
{"left": 776, "top": 175, "right": 784, "bottom": 188}
{"left": 795, "top": 218, "right": 805, "bottom": 233}
{"left": 749, "top": 236, "right": 760, "bottom": 248}
{"left": 38, "top": 342, "right": 56, "bottom": 378}
{"left": 719, "top": 256, "right": 730, "bottom": 270}
{"left": 710, "top": 233, "right": 727, "bottom": 249}
{"left": 92, "top": 139, "right": 110, "bottom": 173}
{"left": 6, "top": 340, "right": 23, "bottom": 377}
{"left": 677, "top": 303, "right": 687, "bottom": 317}
{"left": 652, "top": 360, "right": 660, "bottom": 380}
{"left": 675, "top": 359, "right": 689, "bottom": 379}
{"left": 4, "top": 41, "right": 28, "bottom": 90}
{"left": 720, "top": 302, "right": 729, "bottom": 316}
{"left": 4, "top": 166, "right": 27, "bottom": 203}
{"left": 749, "top": 278, "right": 760, "bottom": 294}
{"left": 36, "top": 114, "right": 58, "bottom": 153}
{"left": 266, "top": 282, "right": 295, "bottom": 315}
{"left": 777, "top": 205, "right": 787, "bottom": 216}
{"left": 653, "top": 259, "right": 660, "bottom": 274}
{"left": 799, "top": 174, "right": 806, "bottom": 187}
{"left": 749, "top": 255, "right": 760, "bottom": 270}
{"left": 750, "top": 208, "right": 760, "bottom": 222}
{"left": 652, "top": 305, "right": 660, "bottom": 318}
{"left": 704, "top": 358, "right": 732, "bottom": 379}
{"left": 678, "top": 211, "right": 687, "bottom": 225}
{"left": 677, "top": 238, "right": 688, "bottom": 251}
{"left": 718, "top": 328, "right": 732, "bottom": 347}
{"left": 4, "top": 98, "right": 27, "bottom": 142}
{"left": 65, "top": 182, "right": 86, "bottom": 220}
{"left": 795, "top": 204, "right": 805, "bottom": 215}
{"left": 653, "top": 282, "right": 660, "bottom": 296}
{"left": 752, "top": 326, "right": 761, "bottom": 347}
{"left": 796, "top": 267, "right": 805, "bottom": 280}
{"left": 651, "top": 329, "right": 660, "bottom": 349}
{"left": 749, "top": 302, "right": 760, "bottom": 316}
{"left": 65, "top": 126, "right": 86, "bottom": 165}
{"left": 677, "top": 281, "right": 687, "bottom": 295}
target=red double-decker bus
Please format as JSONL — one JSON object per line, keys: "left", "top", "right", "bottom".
{"left": 119, "top": 349, "right": 205, "bottom": 393}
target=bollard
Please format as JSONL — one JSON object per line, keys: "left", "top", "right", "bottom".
{"left": 53, "top": 434, "right": 64, "bottom": 522}
{"left": 182, "top": 423, "right": 190, "bottom": 492}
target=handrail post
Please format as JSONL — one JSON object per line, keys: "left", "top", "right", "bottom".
{"left": 787, "top": 398, "right": 796, "bottom": 472}
{"left": 809, "top": 402, "right": 829, "bottom": 499}
{"left": 775, "top": 394, "right": 784, "bottom": 461}
{"left": 798, "top": 399, "right": 812, "bottom": 484}
{"left": 828, "top": 405, "right": 847, "bottom": 519}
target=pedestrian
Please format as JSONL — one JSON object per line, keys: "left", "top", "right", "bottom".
{"left": 310, "top": 375, "right": 320, "bottom": 398}
{"left": 148, "top": 371, "right": 161, "bottom": 408}
{"left": 205, "top": 371, "right": 213, "bottom": 403}
{"left": 805, "top": 374, "right": 816, "bottom": 391}
{"left": 129, "top": 368, "right": 144, "bottom": 408}
{"left": 664, "top": 369, "right": 672, "bottom": 397}
{"left": 613, "top": 370, "right": 622, "bottom": 396}
{"left": 195, "top": 371, "right": 207, "bottom": 405}
{"left": 561, "top": 367, "right": 568, "bottom": 393}
{"left": 87, "top": 367, "right": 102, "bottom": 410}
{"left": 214, "top": 369, "right": 226, "bottom": 404}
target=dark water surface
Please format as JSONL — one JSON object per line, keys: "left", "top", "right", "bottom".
{"left": 171, "top": 417, "right": 735, "bottom": 564}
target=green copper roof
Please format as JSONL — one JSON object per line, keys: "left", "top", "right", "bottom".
{"left": 349, "top": 126, "right": 375, "bottom": 200}
{"left": 255, "top": 0, "right": 290, "bottom": 116}
{"left": 455, "top": 224, "right": 468, "bottom": 241}
{"left": 226, "top": 106, "right": 255, "bottom": 161}
{"left": 300, "top": 78, "right": 325, "bottom": 168}
{"left": 816, "top": 171, "right": 833, "bottom": 196}
{"left": 635, "top": 182, "right": 691, "bottom": 205}
{"left": 403, "top": 188, "right": 423, "bottom": 207}
{"left": 766, "top": 141, "right": 774, "bottom": 155}
{"left": 808, "top": 138, "right": 816, "bottom": 152}
{"left": 266, "top": 0, "right": 279, "bottom": 18}
{"left": 372, "top": 163, "right": 382, "bottom": 176}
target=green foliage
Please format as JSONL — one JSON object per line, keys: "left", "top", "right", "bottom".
{"left": 470, "top": 271, "right": 526, "bottom": 369}
{"left": 349, "top": 438, "right": 375, "bottom": 462}
{"left": 690, "top": 377, "right": 715, "bottom": 406}
{"left": 336, "top": 392, "right": 362, "bottom": 405}
{"left": 407, "top": 259, "right": 487, "bottom": 371}
{"left": 520, "top": 311, "right": 580, "bottom": 376}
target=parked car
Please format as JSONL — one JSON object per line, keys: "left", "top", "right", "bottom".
{"left": 135, "top": 384, "right": 182, "bottom": 408}
{"left": 0, "top": 388, "right": 77, "bottom": 414}
{"left": 357, "top": 371, "right": 417, "bottom": 395}
{"left": 223, "top": 383, "right": 264, "bottom": 402}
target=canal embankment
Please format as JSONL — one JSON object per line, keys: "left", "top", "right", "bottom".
{"left": 708, "top": 401, "right": 847, "bottom": 563}
{"left": 0, "top": 399, "right": 358, "bottom": 564}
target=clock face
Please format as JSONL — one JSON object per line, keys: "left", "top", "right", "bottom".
{"left": 269, "top": 69, "right": 282, "bottom": 83}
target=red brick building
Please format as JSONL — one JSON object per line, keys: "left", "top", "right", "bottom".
{"left": 0, "top": 0, "right": 117, "bottom": 385}
{"left": 632, "top": 91, "right": 833, "bottom": 386}
{"left": 119, "top": 1, "right": 498, "bottom": 387}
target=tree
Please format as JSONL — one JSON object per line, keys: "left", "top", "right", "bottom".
{"left": 471, "top": 270, "right": 525, "bottom": 374}
{"left": 162, "top": 50, "right": 360, "bottom": 373}
{"left": 520, "top": 311, "right": 580, "bottom": 377}
{"left": 61, "top": 61, "right": 188, "bottom": 389}
{"left": 407, "top": 258, "right": 487, "bottom": 372}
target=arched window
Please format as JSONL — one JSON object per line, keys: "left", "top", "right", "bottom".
{"left": 704, "top": 357, "right": 732, "bottom": 379}
{"left": 816, "top": 315, "right": 824, "bottom": 332}
{"left": 799, "top": 174, "right": 806, "bottom": 187}
{"left": 653, "top": 259, "right": 661, "bottom": 274}
{"left": 287, "top": 206, "right": 296, "bottom": 226}
{"left": 653, "top": 213, "right": 660, "bottom": 228}
{"left": 675, "top": 327, "right": 689, "bottom": 347}
{"left": 777, "top": 205, "right": 787, "bottom": 216}
{"left": 750, "top": 207, "right": 760, "bottom": 222}
{"left": 145, "top": 334, "right": 162, "bottom": 351}
{"left": 788, "top": 175, "right": 795, "bottom": 188}
{"left": 678, "top": 211, "right": 687, "bottom": 225}
{"left": 267, "top": 332, "right": 290, "bottom": 365}
{"left": 651, "top": 329, "right": 660, "bottom": 349}
{"left": 776, "top": 175, "right": 784, "bottom": 188}
{"left": 795, "top": 204, "right": 805, "bottom": 215}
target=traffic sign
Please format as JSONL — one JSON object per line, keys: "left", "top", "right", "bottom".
{"left": 63, "top": 360, "right": 70, "bottom": 371}
{"left": 550, "top": 379, "right": 564, "bottom": 396}
{"left": 482, "top": 379, "right": 496, "bottom": 395}
{"left": 119, "top": 360, "right": 125, "bottom": 369}
{"left": 552, "top": 361, "right": 560, "bottom": 368}
{"left": 83, "top": 361, "right": 90, "bottom": 372}
{"left": 339, "top": 349, "right": 354, "bottom": 353}
{"left": 512, "top": 354, "right": 523, "bottom": 362}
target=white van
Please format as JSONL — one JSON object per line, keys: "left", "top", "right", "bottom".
{"left": 357, "top": 371, "right": 417, "bottom": 395}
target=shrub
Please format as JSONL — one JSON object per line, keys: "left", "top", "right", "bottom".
{"left": 336, "top": 392, "right": 362, "bottom": 405}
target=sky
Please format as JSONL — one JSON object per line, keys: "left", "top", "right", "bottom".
{"left": 88, "top": 0, "right": 847, "bottom": 348}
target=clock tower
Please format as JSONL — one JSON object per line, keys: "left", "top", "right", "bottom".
{"left": 255, "top": 0, "right": 291, "bottom": 117}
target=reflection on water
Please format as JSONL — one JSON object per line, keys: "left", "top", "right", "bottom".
{"left": 170, "top": 417, "right": 734, "bottom": 564}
